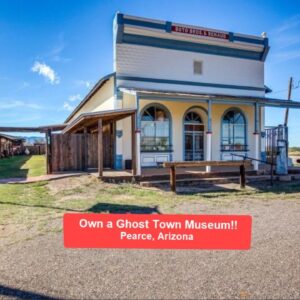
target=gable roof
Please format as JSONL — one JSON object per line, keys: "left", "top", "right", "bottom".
{"left": 0, "top": 133, "right": 25, "bottom": 142}
{"left": 65, "top": 72, "right": 115, "bottom": 123}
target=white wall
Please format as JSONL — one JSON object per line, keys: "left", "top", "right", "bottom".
{"left": 116, "top": 44, "right": 265, "bottom": 97}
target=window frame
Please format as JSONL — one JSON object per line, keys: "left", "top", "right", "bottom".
{"left": 221, "top": 109, "right": 248, "bottom": 152}
{"left": 140, "top": 104, "right": 172, "bottom": 153}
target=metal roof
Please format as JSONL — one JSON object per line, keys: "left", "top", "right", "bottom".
{"left": 63, "top": 108, "right": 136, "bottom": 133}
{"left": 64, "top": 72, "right": 115, "bottom": 123}
{"left": 119, "top": 87, "right": 300, "bottom": 109}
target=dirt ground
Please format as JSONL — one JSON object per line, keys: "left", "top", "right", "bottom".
{"left": 0, "top": 176, "right": 299, "bottom": 299}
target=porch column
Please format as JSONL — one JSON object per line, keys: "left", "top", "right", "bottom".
{"left": 206, "top": 100, "right": 212, "bottom": 172}
{"left": 131, "top": 113, "right": 137, "bottom": 175}
{"left": 135, "top": 94, "right": 141, "bottom": 176}
{"left": 83, "top": 127, "right": 88, "bottom": 171}
{"left": 253, "top": 102, "right": 260, "bottom": 171}
{"left": 98, "top": 119, "right": 103, "bottom": 177}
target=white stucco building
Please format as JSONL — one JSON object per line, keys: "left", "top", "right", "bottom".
{"left": 63, "top": 13, "right": 300, "bottom": 176}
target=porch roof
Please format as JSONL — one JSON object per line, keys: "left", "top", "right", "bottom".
{"left": 63, "top": 108, "right": 136, "bottom": 133}
{"left": 119, "top": 87, "right": 300, "bottom": 109}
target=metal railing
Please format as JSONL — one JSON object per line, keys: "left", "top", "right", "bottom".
{"left": 230, "top": 153, "right": 277, "bottom": 185}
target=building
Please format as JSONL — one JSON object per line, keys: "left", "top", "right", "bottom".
{"left": 0, "top": 133, "right": 25, "bottom": 157}
{"left": 63, "top": 13, "right": 300, "bottom": 176}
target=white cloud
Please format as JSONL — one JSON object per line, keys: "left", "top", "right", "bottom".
{"left": 31, "top": 61, "right": 60, "bottom": 84}
{"left": 275, "top": 14, "right": 300, "bottom": 34}
{"left": 68, "top": 94, "right": 81, "bottom": 102}
{"left": 0, "top": 100, "right": 43, "bottom": 110}
{"left": 75, "top": 80, "right": 92, "bottom": 89}
{"left": 63, "top": 101, "right": 74, "bottom": 111}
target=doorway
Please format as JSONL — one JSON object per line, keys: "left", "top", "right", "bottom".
{"left": 184, "top": 111, "right": 204, "bottom": 161}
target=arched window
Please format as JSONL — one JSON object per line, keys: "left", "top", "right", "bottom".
{"left": 141, "top": 105, "right": 171, "bottom": 152}
{"left": 221, "top": 109, "right": 247, "bottom": 151}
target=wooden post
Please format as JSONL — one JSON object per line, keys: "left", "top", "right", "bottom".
{"left": 240, "top": 164, "right": 246, "bottom": 188}
{"left": 45, "top": 129, "right": 52, "bottom": 174}
{"left": 284, "top": 77, "right": 293, "bottom": 127}
{"left": 83, "top": 127, "right": 88, "bottom": 171}
{"left": 98, "top": 119, "right": 103, "bottom": 178}
{"left": 131, "top": 114, "right": 137, "bottom": 176}
{"left": 170, "top": 166, "right": 176, "bottom": 192}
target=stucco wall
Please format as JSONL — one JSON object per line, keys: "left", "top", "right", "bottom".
{"left": 67, "top": 77, "right": 115, "bottom": 123}
{"left": 119, "top": 98, "right": 258, "bottom": 167}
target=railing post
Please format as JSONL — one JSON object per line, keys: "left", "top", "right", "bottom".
{"left": 240, "top": 163, "right": 246, "bottom": 188}
{"left": 170, "top": 166, "right": 176, "bottom": 192}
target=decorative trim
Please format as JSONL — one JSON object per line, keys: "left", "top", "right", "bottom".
{"left": 116, "top": 13, "right": 267, "bottom": 47}
{"left": 120, "top": 33, "right": 264, "bottom": 61}
{"left": 117, "top": 75, "right": 265, "bottom": 91}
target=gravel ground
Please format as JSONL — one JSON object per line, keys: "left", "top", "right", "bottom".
{"left": 0, "top": 198, "right": 299, "bottom": 300}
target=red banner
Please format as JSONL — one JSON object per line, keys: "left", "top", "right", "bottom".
{"left": 172, "top": 25, "right": 229, "bottom": 40}
{"left": 64, "top": 214, "right": 251, "bottom": 250}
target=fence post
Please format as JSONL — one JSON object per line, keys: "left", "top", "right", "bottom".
{"left": 170, "top": 166, "right": 176, "bottom": 192}
{"left": 45, "top": 129, "right": 52, "bottom": 174}
{"left": 240, "top": 164, "right": 246, "bottom": 188}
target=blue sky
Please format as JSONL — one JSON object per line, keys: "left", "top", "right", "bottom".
{"left": 0, "top": 0, "right": 300, "bottom": 145}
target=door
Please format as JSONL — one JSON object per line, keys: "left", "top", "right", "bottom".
{"left": 184, "top": 112, "right": 204, "bottom": 161}
{"left": 103, "top": 122, "right": 115, "bottom": 169}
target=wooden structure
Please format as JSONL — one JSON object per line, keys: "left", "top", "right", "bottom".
{"left": 163, "top": 160, "right": 252, "bottom": 192}
{"left": 0, "top": 133, "right": 25, "bottom": 157}
{"left": 0, "top": 125, "right": 66, "bottom": 174}
{"left": 61, "top": 109, "right": 137, "bottom": 177}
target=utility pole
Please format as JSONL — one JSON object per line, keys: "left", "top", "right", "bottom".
{"left": 284, "top": 77, "right": 293, "bottom": 126}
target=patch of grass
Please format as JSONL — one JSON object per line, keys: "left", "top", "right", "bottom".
{"left": 0, "top": 155, "right": 45, "bottom": 179}
{"left": 1, "top": 175, "right": 300, "bottom": 248}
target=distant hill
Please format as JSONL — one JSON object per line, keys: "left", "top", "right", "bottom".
{"left": 289, "top": 147, "right": 300, "bottom": 155}
{"left": 23, "top": 136, "right": 46, "bottom": 145}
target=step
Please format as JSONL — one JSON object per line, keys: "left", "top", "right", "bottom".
{"left": 140, "top": 175, "right": 271, "bottom": 187}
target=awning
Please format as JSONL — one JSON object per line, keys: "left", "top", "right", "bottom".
{"left": 119, "top": 87, "right": 300, "bottom": 109}
{"left": 63, "top": 108, "right": 136, "bottom": 133}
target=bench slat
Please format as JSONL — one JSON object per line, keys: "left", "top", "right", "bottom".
{"left": 163, "top": 160, "right": 252, "bottom": 168}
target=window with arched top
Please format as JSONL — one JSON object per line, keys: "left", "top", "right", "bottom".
{"left": 184, "top": 111, "right": 204, "bottom": 161}
{"left": 221, "top": 109, "right": 247, "bottom": 152}
{"left": 141, "top": 105, "right": 171, "bottom": 152}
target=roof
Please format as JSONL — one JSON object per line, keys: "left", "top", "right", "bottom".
{"left": 0, "top": 133, "right": 25, "bottom": 142}
{"left": 64, "top": 72, "right": 115, "bottom": 123}
{"left": 63, "top": 108, "right": 136, "bottom": 133}
{"left": 0, "top": 124, "right": 66, "bottom": 133}
{"left": 119, "top": 87, "right": 300, "bottom": 109}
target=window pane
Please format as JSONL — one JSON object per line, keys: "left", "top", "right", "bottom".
{"left": 155, "top": 108, "right": 168, "bottom": 121}
{"left": 141, "top": 105, "right": 171, "bottom": 152}
{"left": 222, "top": 110, "right": 246, "bottom": 151}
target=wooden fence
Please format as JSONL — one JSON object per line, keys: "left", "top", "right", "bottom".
{"left": 51, "top": 133, "right": 98, "bottom": 172}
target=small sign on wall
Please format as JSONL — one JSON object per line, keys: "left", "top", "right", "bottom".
{"left": 172, "top": 25, "right": 229, "bottom": 40}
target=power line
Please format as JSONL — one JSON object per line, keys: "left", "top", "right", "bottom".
{"left": 271, "top": 79, "right": 300, "bottom": 95}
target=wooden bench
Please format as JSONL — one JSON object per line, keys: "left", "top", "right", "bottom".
{"left": 163, "top": 160, "right": 252, "bottom": 192}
